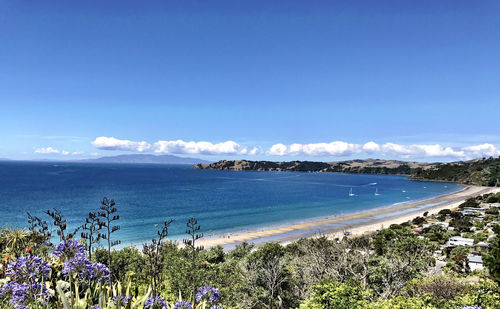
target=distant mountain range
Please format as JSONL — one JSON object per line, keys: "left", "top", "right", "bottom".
{"left": 0, "top": 154, "right": 211, "bottom": 165}
{"left": 78, "top": 154, "right": 212, "bottom": 165}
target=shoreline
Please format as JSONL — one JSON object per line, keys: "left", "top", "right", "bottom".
{"left": 196, "top": 185, "right": 500, "bottom": 250}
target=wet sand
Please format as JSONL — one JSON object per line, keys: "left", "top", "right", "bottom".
{"left": 196, "top": 185, "right": 500, "bottom": 249}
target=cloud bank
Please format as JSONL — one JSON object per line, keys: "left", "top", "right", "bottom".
{"left": 267, "top": 141, "right": 500, "bottom": 160}
{"left": 92, "top": 137, "right": 256, "bottom": 156}
{"left": 154, "top": 140, "right": 249, "bottom": 155}
{"left": 268, "top": 142, "right": 360, "bottom": 156}
{"left": 91, "top": 137, "right": 500, "bottom": 160}
{"left": 92, "top": 136, "right": 151, "bottom": 152}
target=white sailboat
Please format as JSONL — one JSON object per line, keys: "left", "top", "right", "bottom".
{"left": 349, "top": 188, "right": 355, "bottom": 196}
{"left": 375, "top": 188, "right": 381, "bottom": 196}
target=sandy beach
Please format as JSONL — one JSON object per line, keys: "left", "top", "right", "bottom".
{"left": 197, "top": 185, "right": 500, "bottom": 249}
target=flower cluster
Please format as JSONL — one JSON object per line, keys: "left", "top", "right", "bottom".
{"left": 145, "top": 296, "right": 168, "bottom": 309}
{"left": 92, "top": 262, "right": 111, "bottom": 283}
{"left": 0, "top": 281, "right": 48, "bottom": 309}
{"left": 62, "top": 255, "right": 110, "bottom": 284}
{"left": 196, "top": 285, "right": 220, "bottom": 304}
{"left": 53, "top": 240, "right": 85, "bottom": 260}
{"left": 5, "top": 255, "right": 51, "bottom": 282}
{"left": 112, "top": 294, "right": 131, "bottom": 306}
{"left": 90, "top": 306, "right": 101, "bottom": 309}
{"left": 461, "top": 307, "right": 482, "bottom": 309}
{"left": 173, "top": 300, "right": 192, "bottom": 309}
{"left": 0, "top": 256, "right": 51, "bottom": 309}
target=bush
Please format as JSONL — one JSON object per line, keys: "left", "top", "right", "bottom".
{"left": 412, "top": 216, "right": 427, "bottom": 226}
{"left": 300, "top": 279, "right": 368, "bottom": 309}
{"left": 486, "top": 207, "right": 499, "bottom": 215}
{"left": 486, "top": 195, "right": 500, "bottom": 203}
{"left": 459, "top": 198, "right": 480, "bottom": 209}
{"left": 438, "top": 209, "right": 452, "bottom": 215}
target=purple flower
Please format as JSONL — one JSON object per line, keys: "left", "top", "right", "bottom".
{"left": 90, "top": 306, "right": 101, "bottom": 309}
{"left": 53, "top": 240, "right": 85, "bottom": 260}
{"left": 112, "top": 294, "right": 131, "bottom": 306}
{"left": 461, "top": 307, "right": 482, "bottom": 309}
{"left": 1, "top": 256, "right": 51, "bottom": 309}
{"left": 173, "top": 300, "right": 192, "bottom": 309}
{"left": 5, "top": 255, "right": 51, "bottom": 282}
{"left": 62, "top": 255, "right": 93, "bottom": 280}
{"left": 0, "top": 281, "right": 49, "bottom": 309}
{"left": 145, "top": 296, "right": 168, "bottom": 309}
{"left": 92, "top": 262, "right": 110, "bottom": 283}
{"left": 210, "top": 306, "right": 224, "bottom": 309}
{"left": 62, "top": 256, "right": 110, "bottom": 284}
{"left": 196, "top": 285, "right": 220, "bottom": 304}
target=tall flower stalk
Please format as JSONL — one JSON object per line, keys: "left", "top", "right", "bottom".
{"left": 98, "top": 197, "right": 120, "bottom": 278}
{"left": 183, "top": 218, "right": 203, "bottom": 302}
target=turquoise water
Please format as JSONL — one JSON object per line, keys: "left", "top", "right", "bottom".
{"left": 0, "top": 162, "right": 462, "bottom": 246}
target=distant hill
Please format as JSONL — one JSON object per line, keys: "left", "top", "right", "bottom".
{"left": 410, "top": 157, "right": 500, "bottom": 186}
{"left": 79, "top": 154, "right": 212, "bottom": 165}
{"left": 193, "top": 159, "right": 431, "bottom": 175}
{"left": 194, "top": 157, "right": 500, "bottom": 186}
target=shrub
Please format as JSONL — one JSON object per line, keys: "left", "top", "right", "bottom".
{"left": 300, "top": 279, "right": 368, "bottom": 309}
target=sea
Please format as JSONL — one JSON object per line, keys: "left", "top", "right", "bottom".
{"left": 0, "top": 161, "right": 462, "bottom": 247}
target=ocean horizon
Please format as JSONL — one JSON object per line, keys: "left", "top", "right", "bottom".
{"left": 0, "top": 161, "right": 462, "bottom": 247}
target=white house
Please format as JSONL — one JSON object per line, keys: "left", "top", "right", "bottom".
{"left": 468, "top": 255, "right": 484, "bottom": 271}
{"left": 447, "top": 236, "right": 474, "bottom": 247}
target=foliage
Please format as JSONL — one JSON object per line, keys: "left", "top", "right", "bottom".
{"left": 483, "top": 224, "right": 500, "bottom": 282}
{"left": 299, "top": 279, "right": 368, "bottom": 309}
{"left": 411, "top": 157, "right": 500, "bottom": 186}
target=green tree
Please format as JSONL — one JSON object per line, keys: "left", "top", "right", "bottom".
{"left": 483, "top": 224, "right": 500, "bottom": 282}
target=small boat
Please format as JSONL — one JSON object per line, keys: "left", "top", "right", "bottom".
{"left": 402, "top": 190, "right": 406, "bottom": 193}
{"left": 374, "top": 188, "right": 381, "bottom": 196}
{"left": 349, "top": 188, "right": 355, "bottom": 196}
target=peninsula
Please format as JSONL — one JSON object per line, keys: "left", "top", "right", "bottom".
{"left": 194, "top": 157, "right": 500, "bottom": 186}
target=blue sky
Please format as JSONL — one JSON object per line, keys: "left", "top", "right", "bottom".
{"left": 1, "top": 1, "right": 499, "bottom": 162}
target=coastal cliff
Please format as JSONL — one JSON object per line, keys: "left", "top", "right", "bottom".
{"left": 194, "top": 157, "right": 500, "bottom": 186}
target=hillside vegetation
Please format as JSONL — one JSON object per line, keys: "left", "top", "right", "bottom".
{"left": 193, "top": 159, "right": 429, "bottom": 175}
{"left": 411, "top": 157, "right": 500, "bottom": 186}
{"left": 194, "top": 157, "right": 500, "bottom": 186}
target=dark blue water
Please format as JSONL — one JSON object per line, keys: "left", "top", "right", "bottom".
{"left": 0, "top": 162, "right": 462, "bottom": 246}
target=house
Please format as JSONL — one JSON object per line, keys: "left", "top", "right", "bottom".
{"left": 422, "top": 222, "right": 449, "bottom": 229}
{"left": 462, "top": 208, "right": 485, "bottom": 216}
{"left": 475, "top": 241, "right": 489, "bottom": 252}
{"left": 467, "top": 255, "right": 484, "bottom": 271}
{"left": 446, "top": 236, "right": 474, "bottom": 247}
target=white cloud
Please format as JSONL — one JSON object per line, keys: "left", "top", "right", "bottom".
{"left": 34, "top": 147, "right": 59, "bottom": 154}
{"left": 268, "top": 144, "right": 288, "bottom": 156}
{"left": 92, "top": 137, "right": 151, "bottom": 152}
{"left": 363, "top": 141, "right": 380, "bottom": 153}
{"left": 267, "top": 141, "right": 361, "bottom": 156}
{"left": 462, "top": 143, "right": 500, "bottom": 158}
{"left": 90, "top": 152, "right": 100, "bottom": 156}
{"left": 61, "top": 150, "right": 70, "bottom": 155}
{"left": 249, "top": 147, "right": 261, "bottom": 155}
{"left": 153, "top": 140, "right": 248, "bottom": 155}
{"left": 72, "top": 151, "right": 84, "bottom": 155}
{"left": 380, "top": 143, "right": 465, "bottom": 158}
{"left": 266, "top": 141, "right": 500, "bottom": 160}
